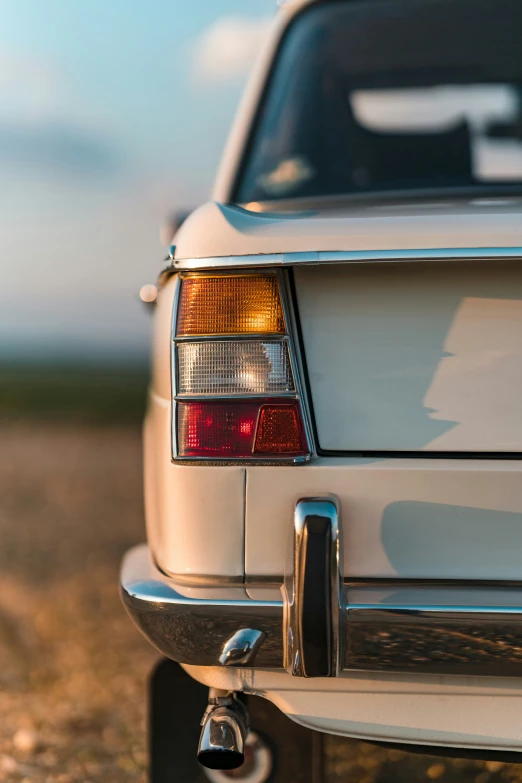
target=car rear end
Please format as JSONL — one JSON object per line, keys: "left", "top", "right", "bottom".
{"left": 124, "top": 229, "right": 522, "bottom": 750}
{"left": 122, "top": 0, "right": 522, "bottom": 757}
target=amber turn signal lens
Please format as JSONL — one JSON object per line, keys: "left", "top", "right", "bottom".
{"left": 176, "top": 275, "right": 285, "bottom": 336}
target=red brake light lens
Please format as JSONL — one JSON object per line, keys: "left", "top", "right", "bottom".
{"left": 177, "top": 401, "right": 307, "bottom": 459}
{"left": 178, "top": 402, "right": 259, "bottom": 458}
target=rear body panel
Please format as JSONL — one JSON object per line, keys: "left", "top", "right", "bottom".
{"left": 245, "top": 459, "right": 522, "bottom": 581}
{"left": 150, "top": 270, "right": 522, "bottom": 585}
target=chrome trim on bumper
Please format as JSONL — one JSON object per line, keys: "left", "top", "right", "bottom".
{"left": 346, "top": 595, "right": 522, "bottom": 677}
{"left": 283, "top": 498, "right": 343, "bottom": 677}
{"left": 121, "top": 545, "right": 522, "bottom": 676}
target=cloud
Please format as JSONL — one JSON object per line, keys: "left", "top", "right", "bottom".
{"left": 0, "top": 120, "right": 123, "bottom": 177}
{"left": 192, "top": 16, "right": 272, "bottom": 84}
{"left": 0, "top": 50, "right": 63, "bottom": 122}
{"left": 0, "top": 50, "right": 123, "bottom": 177}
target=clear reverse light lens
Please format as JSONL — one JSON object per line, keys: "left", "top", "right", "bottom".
{"left": 177, "top": 341, "right": 294, "bottom": 396}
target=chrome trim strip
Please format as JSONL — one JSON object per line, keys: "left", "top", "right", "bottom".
{"left": 174, "top": 393, "right": 299, "bottom": 401}
{"left": 317, "top": 247, "right": 522, "bottom": 264}
{"left": 147, "top": 571, "right": 522, "bottom": 590}
{"left": 174, "top": 254, "right": 285, "bottom": 270}
{"left": 170, "top": 274, "right": 181, "bottom": 462}
{"left": 345, "top": 577, "right": 522, "bottom": 589}
{"left": 174, "top": 333, "right": 288, "bottom": 342}
{"left": 278, "top": 271, "right": 316, "bottom": 458}
{"left": 172, "top": 247, "right": 522, "bottom": 271}
{"left": 169, "top": 453, "right": 311, "bottom": 466}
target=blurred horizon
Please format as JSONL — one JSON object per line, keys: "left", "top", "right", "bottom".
{"left": 2, "top": 0, "right": 275, "bottom": 364}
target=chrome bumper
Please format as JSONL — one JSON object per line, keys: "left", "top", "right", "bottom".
{"left": 121, "top": 499, "right": 522, "bottom": 678}
{"left": 121, "top": 545, "right": 283, "bottom": 668}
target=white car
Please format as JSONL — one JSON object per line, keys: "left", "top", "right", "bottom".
{"left": 121, "top": 0, "right": 522, "bottom": 777}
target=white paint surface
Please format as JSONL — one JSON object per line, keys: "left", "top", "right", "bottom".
{"left": 245, "top": 459, "right": 522, "bottom": 579}
{"left": 294, "top": 260, "right": 522, "bottom": 452}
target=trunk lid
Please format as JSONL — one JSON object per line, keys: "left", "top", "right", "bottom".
{"left": 173, "top": 198, "right": 522, "bottom": 261}
{"left": 294, "top": 258, "right": 522, "bottom": 453}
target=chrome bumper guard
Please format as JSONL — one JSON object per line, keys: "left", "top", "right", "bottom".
{"left": 121, "top": 498, "right": 522, "bottom": 678}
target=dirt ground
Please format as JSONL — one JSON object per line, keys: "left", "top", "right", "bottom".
{"left": 2, "top": 421, "right": 522, "bottom": 782}
{"left": 0, "top": 423, "right": 155, "bottom": 782}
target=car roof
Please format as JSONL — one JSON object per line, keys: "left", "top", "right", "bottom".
{"left": 277, "top": 0, "right": 319, "bottom": 10}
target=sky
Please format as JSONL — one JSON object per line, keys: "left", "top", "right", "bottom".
{"left": 0, "top": 0, "right": 276, "bottom": 362}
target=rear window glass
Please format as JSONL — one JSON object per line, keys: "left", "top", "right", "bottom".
{"left": 236, "top": 0, "right": 522, "bottom": 202}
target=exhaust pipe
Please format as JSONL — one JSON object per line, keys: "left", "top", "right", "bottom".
{"left": 197, "top": 690, "right": 249, "bottom": 771}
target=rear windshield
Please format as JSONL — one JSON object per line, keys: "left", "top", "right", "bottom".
{"left": 235, "top": 0, "right": 522, "bottom": 203}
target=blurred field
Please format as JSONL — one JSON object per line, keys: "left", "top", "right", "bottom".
{"left": 2, "top": 367, "right": 522, "bottom": 782}
{"left": 0, "top": 363, "right": 148, "bottom": 425}
{"left": 0, "top": 419, "right": 155, "bottom": 782}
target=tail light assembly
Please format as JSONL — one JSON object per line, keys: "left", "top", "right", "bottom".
{"left": 172, "top": 272, "right": 312, "bottom": 462}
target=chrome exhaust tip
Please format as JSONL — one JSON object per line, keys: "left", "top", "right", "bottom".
{"left": 197, "top": 693, "right": 249, "bottom": 771}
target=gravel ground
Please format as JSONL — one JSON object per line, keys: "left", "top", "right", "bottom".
{"left": 0, "top": 423, "right": 155, "bottom": 782}
{"left": 2, "top": 421, "right": 522, "bottom": 782}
